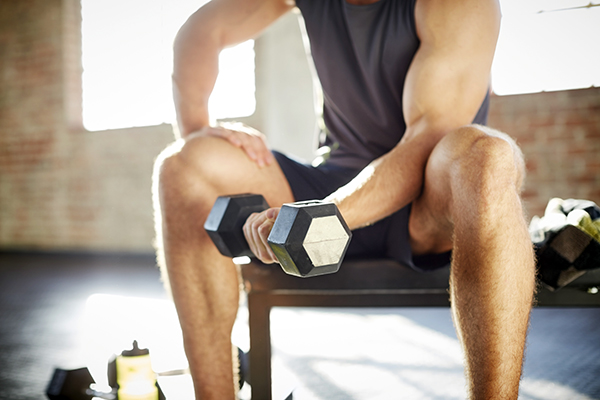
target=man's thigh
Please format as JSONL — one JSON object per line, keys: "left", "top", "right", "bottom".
{"left": 159, "top": 136, "right": 295, "bottom": 209}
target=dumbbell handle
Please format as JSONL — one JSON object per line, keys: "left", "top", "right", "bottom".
{"left": 85, "top": 388, "right": 117, "bottom": 400}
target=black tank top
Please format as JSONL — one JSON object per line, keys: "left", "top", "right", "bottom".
{"left": 296, "top": 0, "right": 490, "bottom": 169}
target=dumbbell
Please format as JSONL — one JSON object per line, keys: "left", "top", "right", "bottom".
{"left": 204, "top": 194, "right": 352, "bottom": 277}
{"left": 46, "top": 367, "right": 114, "bottom": 400}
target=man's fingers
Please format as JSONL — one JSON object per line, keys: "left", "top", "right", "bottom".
{"left": 206, "top": 125, "right": 274, "bottom": 167}
{"left": 259, "top": 208, "right": 279, "bottom": 262}
{"left": 243, "top": 210, "right": 278, "bottom": 264}
{"left": 243, "top": 213, "right": 261, "bottom": 260}
{"left": 237, "top": 133, "right": 274, "bottom": 168}
{"left": 266, "top": 208, "right": 279, "bottom": 221}
{"left": 257, "top": 219, "right": 277, "bottom": 262}
{"left": 205, "top": 126, "right": 242, "bottom": 147}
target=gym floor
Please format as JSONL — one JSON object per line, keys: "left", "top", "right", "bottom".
{"left": 0, "top": 252, "right": 599, "bottom": 400}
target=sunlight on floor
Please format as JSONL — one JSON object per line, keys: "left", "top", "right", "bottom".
{"left": 83, "top": 294, "right": 189, "bottom": 395}
{"left": 520, "top": 379, "right": 597, "bottom": 400}
{"left": 80, "top": 296, "right": 598, "bottom": 400}
{"left": 270, "top": 308, "right": 466, "bottom": 399}
{"left": 270, "top": 308, "right": 599, "bottom": 400}
{"left": 82, "top": 293, "right": 251, "bottom": 399}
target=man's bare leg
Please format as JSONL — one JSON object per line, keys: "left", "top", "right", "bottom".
{"left": 153, "top": 135, "right": 294, "bottom": 399}
{"left": 409, "top": 125, "right": 536, "bottom": 399}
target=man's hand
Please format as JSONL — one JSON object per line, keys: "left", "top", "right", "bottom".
{"left": 201, "top": 122, "right": 275, "bottom": 168}
{"left": 243, "top": 207, "right": 281, "bottom": 263}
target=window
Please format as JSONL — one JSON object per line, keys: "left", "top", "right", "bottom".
{"left": 492, "top": 0, "right": 600, "bottom": 95}
{"left": 81, "top": 0, "right": 255, "bottom": 131}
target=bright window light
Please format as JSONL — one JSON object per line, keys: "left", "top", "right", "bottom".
{"left": 81, "top": 0, "right": 255, "bottom": 131}
{"left": 492, "top": 0, "right": 600, "bottom": 95}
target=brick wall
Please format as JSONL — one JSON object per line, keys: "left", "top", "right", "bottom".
{"left": 489, "top": 88, "right": 600, "bottom": 219}
{"left": 0, "top": 0, "right": 598, "bottom": 253}
{"left": 1, "top": 0, "right": 67, "bottom": 248}
{"left": 0, "top": 0, "right": 173, "bottom": 252}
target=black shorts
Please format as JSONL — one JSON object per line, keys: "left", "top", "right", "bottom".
{"left": 273, "top": 151, "right": 450, "bottom": 272}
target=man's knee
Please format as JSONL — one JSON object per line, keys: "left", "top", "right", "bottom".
{"left": 153, "top": 136, "right": 240, "bottom": 203}
{"left": 153, "top": 139, "right": 183, "bottom": 188}
{"left": 155, "top": 136, "right": 227, "bottom": 182}
{"left": 445, "top": 124, "right": 526, "bottom": 196}
{"left": 153, "top": 135, "right": 293, "bottom": 217}
{"left": 153, "top": 139, "right": 192, "bottom": 209}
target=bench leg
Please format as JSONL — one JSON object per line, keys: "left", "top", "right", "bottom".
{"left": 248, "top": 293, "right": 272, "bottom": 400}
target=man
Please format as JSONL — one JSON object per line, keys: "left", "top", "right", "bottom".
{"left": 153, "top": 0, "right": 536, "bottom": 398}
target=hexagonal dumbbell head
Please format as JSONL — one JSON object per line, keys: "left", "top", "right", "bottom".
{"left": 46, "top": 367, "right": 95, "bottom": 400}
{"left": 204, "top": 194, "right": 269, "bottom": 258}
{"left": 268, "top": 201, "right": 352, "bottom": 277}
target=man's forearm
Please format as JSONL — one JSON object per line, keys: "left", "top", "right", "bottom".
{"left": 171, "top": 0, "right": 294, "bottom": 139}
{"left": 325, "top": 128, "right": 442, "bottom": 230}
{"left": 172, "top": 12, "right": 222, "bottom": 138}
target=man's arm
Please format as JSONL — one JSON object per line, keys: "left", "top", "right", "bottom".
{"left": 172, "top": 0, "right": 294, "bottom": 143}
{"left": 326, "top": 0, "right": 501, "bottom": 229}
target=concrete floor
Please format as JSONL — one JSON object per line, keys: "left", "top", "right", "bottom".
{"left": 0, "top": 252, "right": 599, "bottom": 400}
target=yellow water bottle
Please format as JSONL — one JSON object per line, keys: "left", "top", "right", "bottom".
{"left": 116, "top": 341, "right": 158, "bottom": 400}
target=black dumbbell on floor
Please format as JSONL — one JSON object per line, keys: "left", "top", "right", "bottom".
{"left": 46, "top": 367, "right": 115, "bottom": 400}
{"left": 204, "top": 194, "right": 352, "bottom": 277}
